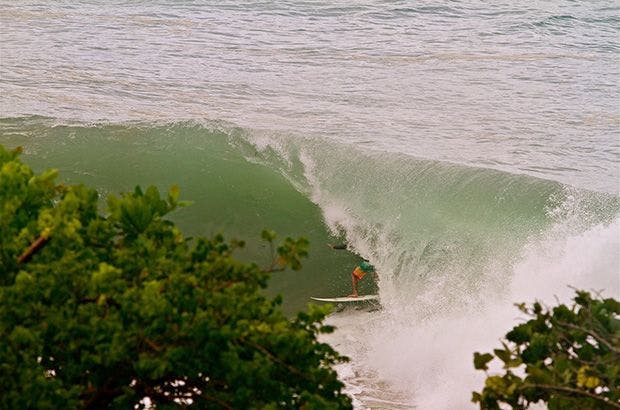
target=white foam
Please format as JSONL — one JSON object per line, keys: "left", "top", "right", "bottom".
{"left": 326, "top": 216, "right": 619, "bottom": 409}
{"left": 238, "top": 130, "right": 620, "bottom": 408}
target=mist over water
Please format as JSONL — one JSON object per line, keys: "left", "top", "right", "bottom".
{"left": 1, "top": 1, "right": 620, "bottom": 408}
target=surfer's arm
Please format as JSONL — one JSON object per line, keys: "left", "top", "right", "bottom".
{"left": 327, "top": 243, "right": 347, "bottom": 250}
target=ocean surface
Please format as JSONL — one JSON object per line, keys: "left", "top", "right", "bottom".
{"left": 1, "top": 1, "right": 619, "bottom": 408}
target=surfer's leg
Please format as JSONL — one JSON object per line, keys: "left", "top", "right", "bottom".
{"left": 348, "top": 271, "right": 359, "bottom": 297}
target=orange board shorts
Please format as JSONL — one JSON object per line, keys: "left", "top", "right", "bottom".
{"left": 352, "top": 266, "right": 367, "bottom": 280}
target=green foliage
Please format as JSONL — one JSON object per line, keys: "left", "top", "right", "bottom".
{"left": 261, "top": 229, "right": 309, "bottom": 272}
{"left": 472, "top": 290, "right": 620, "bottom": 410}
{"left": 0, "top": 145, "right": 351, "bottom": 409}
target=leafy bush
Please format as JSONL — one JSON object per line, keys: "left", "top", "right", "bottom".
{"left": 0, "top": 145, "right": 351, "bottom": 409}
{"left": 473, "top": 290, "right": 620, "bottom": 410}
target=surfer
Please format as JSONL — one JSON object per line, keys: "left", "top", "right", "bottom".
{"left": 328, "top": 243, "right": 377, "bottom": 298}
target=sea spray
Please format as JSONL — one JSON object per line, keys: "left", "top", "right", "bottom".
{"left": 322, "top": 196, "right": 619, "bottom": 409}
{"left": 320, "top": 206, "right": 619, "bottom": 409}
{"left": 239, "top": 130, "right": 619, "bottom": 408}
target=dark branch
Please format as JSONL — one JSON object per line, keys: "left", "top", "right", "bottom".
{"left": 18, "top": 235, "right": 50, "bottom": 264}
{"left": 525, "top": 383, "right": 620, "bottom": 409}
{"left": 555, "top": 320, "right": 620, "bottom": 355}
{"left": 239, "top": 337, "right": 306, "bottom": 380}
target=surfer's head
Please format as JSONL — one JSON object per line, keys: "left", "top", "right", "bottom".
{"left": 359, "top": 261, "right": 374, "bottom": 273}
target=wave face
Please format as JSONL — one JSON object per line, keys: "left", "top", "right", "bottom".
{"left": 1, "top": 118, "right": 619, "bottom": 408}
{"left": 238, "top": 123, "right": 620, "bottom": 407}
{"left": 0, "top": 118, "right": 379, "bottom": 313}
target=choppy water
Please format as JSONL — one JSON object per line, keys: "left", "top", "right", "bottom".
{"left": 1, "top": 1, "right": 619, "bottom": 409}
{"left": 2, "top": 1, "right": 619, "bottom": 192}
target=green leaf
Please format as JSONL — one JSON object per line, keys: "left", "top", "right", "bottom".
{"left": 473, "top": 290, "right": 619, "bottom": 410}
{"left": 474, "top": 352, "right": 494, "bottom": 370}
{"left": 168, "top": 184, "right": 180, "bottom": 204}
{"left": 493, "top": 348, "right": 511, "bottom": 365}
{"left": 506, "top": 323, "right": 531, "bottom": 344}
{"left": 261, "top": 229, "right": 276, "bottom": 242}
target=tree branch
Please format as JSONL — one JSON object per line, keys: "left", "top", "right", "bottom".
{"left": 239, "top": 337, "right": 307, "bottom": 380}
{"left": 18, "top": 235, "right": 49, "bottom": 264}
{"left": 262, "top": 267, "right": 285, "bottom": 273}
{"left": 555, "top": 320, "right": 620, "bottom": 355}
{"left": 81, "top": 385, "right": 123, "bottom": 409}
{"left": 525, "top": 383, "right": 620, "bottom": 409}
{"left": 200, "top": 393, "right": 233, "bottom": 410}
{"left": 143, "top": 337, "right": 163, "bottom": 353}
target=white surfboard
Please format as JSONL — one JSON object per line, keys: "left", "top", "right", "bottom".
{"left": 310, "top": 295, "right": 379, "bottom": 303}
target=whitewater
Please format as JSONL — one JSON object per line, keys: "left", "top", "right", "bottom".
{"left": 1, "top": 1, "right": 619, "bottom": 409}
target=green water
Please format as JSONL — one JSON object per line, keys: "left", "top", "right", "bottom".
{"left": 2, "top": 117, "right": 619, "bottom": 409}
{"left": 0, "top": 119, "right": 373, "bottom": 314}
